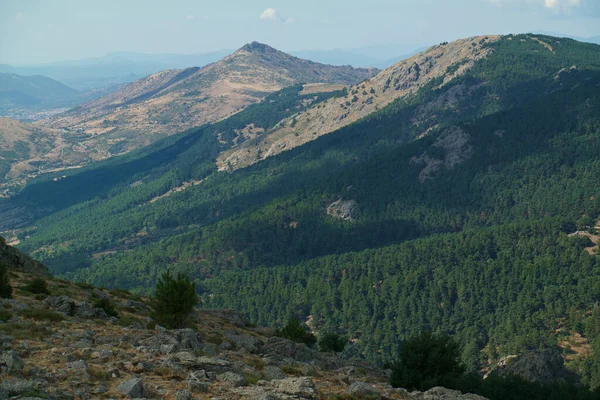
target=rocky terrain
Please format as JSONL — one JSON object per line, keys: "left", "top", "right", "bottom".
{"left": 217, "top": 35, "right": 499, "bottom": 171}
{"left": 0, "top": 118, "right": 96, "bottom": 196}
{"left": 0, "top": 237, "right": 488, "bottom": 399}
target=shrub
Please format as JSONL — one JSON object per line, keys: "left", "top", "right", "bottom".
{"left": 389, "top": 332, "right": 464, "bottom": 391}
{"left": 0, "top": 308, "right": 12, "bottom": 322}
{"left": 318, "top": 332, "right": 347, "bottom": 353}
{"left": 94, "top": 298, "right": 118, "bottom": 317}
{"left": 150, "top": 270, "right": 198, "bottom": 329}
{"left": 19, "top": 308, "right": 64, "bottom": 322}
{"left": 275, "top": 318, "right": 317, "bottom": 347}
{"left": 0, "top": 264, "right": 12, "bottom": 299}
{"left": 22, "top": 278, "right": 50, "bottom": 295}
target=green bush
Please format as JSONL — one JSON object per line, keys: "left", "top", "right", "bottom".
{"left": 22, "top": 277, "right": 50, "bottom": 295}
{"left": 318, "top": 332, "right": 347, "bottom": 353}
{"left": 0, "top": 264, "right": 12, "bottom": 299}
{"left": 150, "top": 270, "right": 198, "bottom": 329}
{"left": 94, "top": 297, "right": 118, "bottom": 317}
{"left": 0, "top": 308, "right": 12, "bottom": 322}
{"left": 389, "top": 332, "right": 464, "bottom": 391}
{"left": 19, "top": 308, "right": 64, "bottom": 322}
{"left": 274, "top": 319, "right": 317, "bottom": 347}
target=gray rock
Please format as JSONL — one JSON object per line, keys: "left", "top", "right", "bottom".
{"left": 173, "top": 328, "right": 203, "bottom": 350}
{"left": 201, "top": 344, "right": 218, "bottom": 356}
{"left": 327, "top": 199, "right": 359, "bottom": 221}
{"left": 187, "top": 379, "right": 210, "bottom": 393}
{"left": 262, "top": 337, "right": 315, "bottom": 362}
{"left": 66, "top": 359, "right": 88, "bottom": 372}
{"left": 0, "top": 379, "right": 39, "bottom": 396}
{"left": 186, "top": 369, "right": 210, "bottom": 392}
{"left": 218, "top": 371, "right": 247, "bottom": 387}
{"left": 219, "top": 340, "right": 233, "bottom": 350}
{"left": 44, "top": 295, "right": 74, "bottom": 315}
{"left": 73, "top": 301, "right": 106, "bottom": 319}
{"left": 494, "top": 349, "right": 578, "bottom": 384}
{"left": 227, "top": 334, "right": 262, "bottom": 353}
{"left": 0, "top": 350, "right": 24, "bottom": 372}
{"left": 92, "top": 288, "right": 109, "bottom": 299}
{"left": 0, "top": 236, "right": 49, "bottom": 275}
{"left": 300, "top": 364, "right": 318, "bottom": 376}
{"left": 175, "top": 389, "right": 193, "bottom": 400}
{"left": 18, "top": 340, "right": 30, "bottom": 352}
{"left": 411, "top": 387, "right": 489, "bottom": 400}
{"left": 347, "top": 381, "right": 380, "bottom": 398}
{"left": 263, "top": 365, "right": 286, "bottom": 380}
{"left": 116, "top": 378, "right": 146, "bottom": 398}
{"left": 270, "top": 377, "right": 317, "bottom": 399}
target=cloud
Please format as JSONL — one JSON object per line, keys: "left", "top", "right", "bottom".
{"left": 185, "top": 14, "right": 195, "bottom": 20}
{"left": 487, "top": 0, "right": 583, "bottom": 12}
{"left": 260, "top": 8, "right": 278, "bottom": 21}
{"left": 15, "top": 12, "right": 23, "bottom": 22}
{"left": 544, "top": 0, "right": 581, "bottom": 12}
{"left": 260, "top": 8, "right": 294, "bottom": 23}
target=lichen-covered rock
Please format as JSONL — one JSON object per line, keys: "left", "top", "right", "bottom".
{"left": 175, "top": 389, "right": 193, "bottom": 400}
{"left": 0, "top": 350, "right": 24, "bottom": 373}
{"left": 347, "top": 381, "right": 381, "bottom": 398}
{"left": 218, "top": 371, "right": 247, "bottom": 387}
{"left": 116, "top": 377, "right": 146, "bottom": 398}
{"left": 410, "top": 386, "right": 488, "bottom": 400}
{"left": 262, "top": 337, "right": 315, "bottom": 363}
{"left": 227, "top": 333, "right": 263, "bottom": 353}
{"left": 270, "top": 377, "right": 317, "bottom": 399}
{"left": 66, "top": 359, "right": 88, "bottom": 372}
{"left": 264, "top": 365, "right": 286, "bottom": 380}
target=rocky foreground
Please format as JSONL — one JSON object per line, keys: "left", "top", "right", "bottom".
{"left": 0, "top": 239, "right": 487, "bottom": 399}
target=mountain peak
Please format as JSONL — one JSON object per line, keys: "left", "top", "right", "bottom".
{"left": 238, "top": 41, "right": 279, "bottom": 54}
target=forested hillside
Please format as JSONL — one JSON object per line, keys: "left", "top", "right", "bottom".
{"left": 3, "top": 34, "right": 600, "bottom": 386}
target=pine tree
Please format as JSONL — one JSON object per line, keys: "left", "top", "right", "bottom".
{"left": 0, "top": 263, "right": 12, "bottom": 299}
{"left": 151, "top": 270, "right": 198, "bottom": 329}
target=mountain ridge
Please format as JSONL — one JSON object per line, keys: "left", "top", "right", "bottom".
{"left": 34, "top": 42, "right": 377, "bottom": 175}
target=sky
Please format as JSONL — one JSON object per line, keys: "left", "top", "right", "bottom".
{"left": 1, "top": 0, "right": 599, "bottom": 65}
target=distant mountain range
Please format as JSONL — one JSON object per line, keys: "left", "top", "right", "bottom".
{"left": 0, "top": 43, "right": 377, "bottom": 188}
{"left": 0, "top": 44, "right": 424, "bottom": 92}
{"left": 0, "top": 73, "right": 79, "bottom": 108}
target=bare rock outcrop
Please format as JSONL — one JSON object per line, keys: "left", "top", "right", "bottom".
{"left": 493, "top": 349, "right": 579, "bottom": 384}
{"left": 326, "top": 199, "right": 358, "bottom": 221}
{"left": 0, "top": 236, "right": 49, "bottom": 275}
{"left": 410, "top": 126, "right": 473, "bottom": 182}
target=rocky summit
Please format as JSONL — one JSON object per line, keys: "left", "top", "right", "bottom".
{"left": 0, "top": 238, "right": 486, "bottom": 399}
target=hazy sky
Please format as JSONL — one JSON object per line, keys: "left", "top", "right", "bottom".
{"left": 1, "top": 0, "right": 599, "bottom": 65}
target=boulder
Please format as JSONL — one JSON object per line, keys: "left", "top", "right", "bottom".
{"left": 116, "top": 378, "right": 146, "bottom": 398}
{"left": 44, "top": 296, "right": 74, "bottom": 315}
{"left": 411, "top": 386, "right": 489, "bottom": 400}
{"left": 263, "top": 365, "right": 286, "bottom": 380}
{"left": 66, "top": 359, "right": 88, "bottom": 372}
{"left": 175, "top": 389, "right": 193, "bottom": 400}
{"left": 347, "top": 381, "right": 380, "bottom": 398}
{"left": 494, "top": 349, "right": 579, "bottom": 384}
{"left": 227, "top": 333, "right": 262, "bottom": 353}
{"left": 218, "top": 371, "right": 247, "bottom": 387}
{"left": 0, "top": 350, "right": 24, "bottom": 373}
{"left": 0, "top": 379, "right": 42, "bottom": 397}
{"left": 270, "top": 377, "right": 317, "bottom": 399}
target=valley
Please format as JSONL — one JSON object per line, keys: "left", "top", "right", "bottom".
{"left": 2, "top": 30, "right": 600, "bottom": 398}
